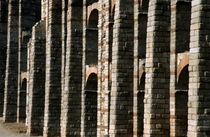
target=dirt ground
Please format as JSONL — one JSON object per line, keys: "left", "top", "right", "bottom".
{"left": 0, "top": 117, "right": 39, "bottom": 137}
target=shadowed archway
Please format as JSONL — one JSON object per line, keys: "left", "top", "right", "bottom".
{"left": 86, "top": 9, "right": 99, "bottom": 66}
{"left": 84, "top": 73, "right": 98, "bottom": 137}
{"left": 19, "top": 78, "right": 27, "bottom": 123}
{"left": 176, "top": 65, "right": 189, "bottom": 137}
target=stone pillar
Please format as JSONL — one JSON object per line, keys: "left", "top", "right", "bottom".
{"left": 25, "top": 39, "right": 31, "bottom": 128}
{"left": 188, "top": 0, "right": 210, "bottom": 136}
{"left": 60, "top": 0, "right": 83, "bottom": 136}
{"left": 169, "top": 1, "right": 176, "bottom": 136}
{"left": 27, "top": 20, "right": 46, "bottom": 136}
{"left": 169, "top": 1, "right": 180, "bottom": 136}
{"left": 3, "top": 0, "right": 19, "bottom": 122}
{"left": 143, "top": 0, "right": 170, "bottom": 136}
{"left": 109, "top": 0, "right": 134, "bottom": 136}
{"left": 17, "top": 0, "right": 41, "bottom": 123}
{"left": 133, "top": 1, "right": 139, "bottom": 135}
{"left": 61, "top": 0, "right": 67, "bottom": 104}
{"left": 0, "top": 0, "right": 8, "bottom": 117}
{"left": 43, "top": 0, "right": 62, "bottom": 136}
{"left": 81, "top": 1, "right": 87, "bottom": 136}
{"left": 97, "top": 0, "right": 111, "bottom": 136}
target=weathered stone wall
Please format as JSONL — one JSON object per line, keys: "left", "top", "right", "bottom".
{"left": 109, "top": 0, "right": 134, "bottom": 136}
{"left": 188, "top": 0, "right": 210, "bottom": 136}
{"left": 43, "top": 0, "right": 62, "bottom": 136}
{"left": 144, "top": 0, "right": 171, "bottom": 136}
{"left": 97, "top": 0, "right": 113, "bottom": 136}
{"left": 61, "top": 0, "right": 83, "bottom": 136}
{"left": 1, "top": 0, "right": 210, "bottom": 137}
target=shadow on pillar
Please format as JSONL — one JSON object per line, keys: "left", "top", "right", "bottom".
{"left": 0, "top": 0, "right": 8, "bottom": 117}
{"left": 3, "top": 0, "right": 19, "bottom": 123}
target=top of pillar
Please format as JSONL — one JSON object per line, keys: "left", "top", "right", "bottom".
{"left": 41, "top": 0, "right": 48, "bottom": 19}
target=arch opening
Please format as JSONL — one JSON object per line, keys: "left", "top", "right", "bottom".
{"left": 175, "top": 65, "right": 189, "bottom": 137}
{"left": 84, "top": 73, "right": 98, "bottom": 137}
{"left": 19, "top": 78, "right": 27, "bottom": 123}
{"left": 175, "top": 92, "right": 188, "bottom": 137}
{"left": 87, "top": 9, "right": 98, "bottom": 29}
{"left": 177, "top": 65, "right": 189, "bottom": 90}
{"left": 137, "top": 72, "right": 145, "bottom": 136}
{"left": 176, "top": 1, "right": 191, "bottom": 53}
{"left": 19, "top": 0, "right": 42, "bottom": 124}
{"left": 86, "top": 9, "right": 98, "bottom": 66}
{"left": 21, "top": 78, "right": 27, "bottom": 90}
{"left": 85, "top": 73, "right": 98, "bottom": 91}
{"left": 138, "top": 0, "right": 149, "bottom": 59}
{"left": 139, "top": 72, "right": 145, "bottom": 91}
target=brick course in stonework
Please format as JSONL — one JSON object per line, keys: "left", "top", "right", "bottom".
{"left": 0, "top": 0, "right": 210, "bottom": 137}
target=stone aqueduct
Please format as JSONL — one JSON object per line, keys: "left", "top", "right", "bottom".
{"left": 0, "top": 0, "right": 210, "bottom": 137}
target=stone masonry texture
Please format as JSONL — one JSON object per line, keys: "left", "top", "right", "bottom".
{"left": 0, "top": 0, "right": 210, "bottom": 137}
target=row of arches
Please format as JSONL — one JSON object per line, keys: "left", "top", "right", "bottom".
{"left": 30, "top": 0, "right": 191, "bottom": 136}
{"left": 136, "top": 64, "right": 189, "bottom": 136}
{"left": 84, "top": 0, "right": 191, "bottom": 136}
{"left": 86, "top": 9, "right": 99, "bottom": 66}
{"left": 18, "top": 0, "right": 192, "bottom": 136}
{"left": 84, "top": 0, "right": 115, "bottom": 135}
{"left": 84, "top": 73, "right": 98, "bottom": 136}
{"left": 85, "top": 0, "right": 192, "bottom": 61}
{"left": 85, "top": 6, "right": 99, "bottom": 136}
{"left": 84, "top": 64, "right": 189, "bottom": 137}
